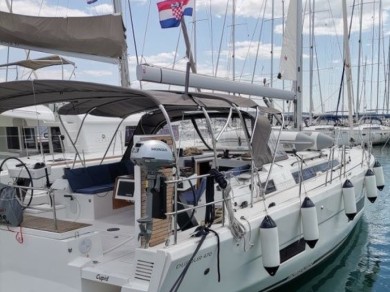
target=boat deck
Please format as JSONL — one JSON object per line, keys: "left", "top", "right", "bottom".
{"left": 14, "top": 207, "right": 138, "bottom": 285}
{"left": 21, "top": 214, "right": 91, "bottom": 233}
{"left": 80, "top": 208, "right": 137, "bottom": 285}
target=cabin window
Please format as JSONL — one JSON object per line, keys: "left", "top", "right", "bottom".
{"left": 156, "top": 124, "right": 179, "bottom": 141}
{"left": 125, "top": 126, "right": 137, "bottom": 146}
{"left": 23, "top": 128, "right": 37, "bottom": 150}
{"left": 6, "top": 127, "right": 20, "bottom": 150}
{"left": 261, "top": 179, "right": 276, "bottom": 194}
{"left": 291, "top": 160, "right": 339, "bottom": 184}
{"left": 50, "top": 127, "right": 63, "bottom": 153}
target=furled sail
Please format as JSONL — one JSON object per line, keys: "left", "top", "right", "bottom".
{"left": 0, "top": 11, "right": 126, "bottom": 63}
{"left": 279, "top": 0, "right": 298, "bottom": 81}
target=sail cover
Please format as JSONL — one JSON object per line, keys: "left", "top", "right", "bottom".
{"left": 0, "top": 11, "right": 126, "bottom": 61}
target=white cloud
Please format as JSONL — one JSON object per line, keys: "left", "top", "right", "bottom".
{"left": 82, "top": 70, "right": 113, "bottom": 78}
{"left": 88, "top": 4, "right": 113, "bottom": 15}
{"left": 196, "top": 0, "right": 390, "bottom": 38}
{"left": 0, "top": 0, "right": 91, "bottom": 16}
{"left": 0, "top": 0, "right": 146, "bottom": 17}
{"left": 137, "top": 51, "right": 187, "bottom": 69}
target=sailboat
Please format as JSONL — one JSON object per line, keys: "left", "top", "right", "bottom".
{"left": 302, "top": 0, "right": 390, "bottom": 146}
{"left": 1, "top": 77, "right": 384, "bottom": 292}
{"left": 0, "top": 1, "right": 384, "bottom": 292}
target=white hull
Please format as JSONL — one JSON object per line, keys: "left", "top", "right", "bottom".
{"left": 0, "top": 78, "right": 378, "bottom": 292}
{"left": 0, "top": 147, "right": 373, "bottom": 292}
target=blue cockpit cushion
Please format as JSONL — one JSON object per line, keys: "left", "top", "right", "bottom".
{"left": 75, "top": 183, "right": 114, "bottom": 194}
{"left": 87, "top": 164, "right": 112, "bottom": 185}
{"left": 64, "top": 168, "right": 94, "bottom": 192}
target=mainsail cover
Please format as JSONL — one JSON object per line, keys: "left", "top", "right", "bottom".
{"left": 0, "top": 11, "right": 126, "bottom": 62}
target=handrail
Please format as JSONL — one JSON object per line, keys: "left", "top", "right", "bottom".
{"left": 166, "top": 151, "right": 362, "bottom": 226}
{"left": 165, "top": 197, "right": 231, "bottom": 216}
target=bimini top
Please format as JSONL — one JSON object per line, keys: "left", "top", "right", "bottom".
{"left": 0, "top": 79, "right": 278, "bottom": 118}
{"left": 0, "top": 55, "right": 75, "bottom": 71}
{"left": 0, "top": 11, "right": 126, "bottom": 61}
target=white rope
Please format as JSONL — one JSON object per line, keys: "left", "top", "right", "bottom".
{"left": 223, "top": 184, "right": 246, "bottom": 241}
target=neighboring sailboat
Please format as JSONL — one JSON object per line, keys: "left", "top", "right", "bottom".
{"left": 0, "top": 3, "right": 132, "bottom": 157}
{"left": 303, "top": 0, "right": 390, "bottom": 146}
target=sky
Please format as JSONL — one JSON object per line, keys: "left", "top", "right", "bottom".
{"left": 0, "top": 0, "right": 389, "bottom": 114}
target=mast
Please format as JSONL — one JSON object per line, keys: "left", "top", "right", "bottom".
{"left": 363, "top": 56, "right": 367, "bottom": 112}
{"left": 282, "top": 0, "right": 285, "bottom": 92}
{"left": 314, "top": 40, "right": 325, "bottom": 113}
{"left": 113, "top": 0, "right": 130, "bottom": 87}
{"left": 309, "top": 0, "right": 314, "bottom": 124}
{"left": 342, "top": 0, "right": 354, "bottom": 131}
{"left": 232, "top": 0, "right": 236, "bottom": 81}
{"left": 270, "top": 0, "right": 274, "bottom": 88}
{"left": 387, "top": 38, "right": 390, "bottom": 113}
{"left": 294, "top": 0, "right": 303, "bottom": 130}
{"left": 356, "top": 0, "right": 363, "bottom": 114}
{"left": 180, "top": 19, "right": 197, "bottom": 73}
{"left": 5, "top": 0, "right": 13, "bottom": 81}
{"left": 376, "top": 0, "right": 382, "bottom": 111}
{"left": 370, "top": 0, "right": 376, "bottom": 111}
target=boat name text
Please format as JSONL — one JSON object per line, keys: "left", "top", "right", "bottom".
{"left": 176, "top": 251, "right": 213, "bottom": 269}
{"left": 96, "top": 274, "right": 109, "bottom": 282}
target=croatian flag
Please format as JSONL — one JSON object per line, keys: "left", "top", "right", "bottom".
{"left": 87, "top": 0, "right": 98, "bottom": 4}
{"left": 157, "top": 0, "right": 194, "bottom": 29}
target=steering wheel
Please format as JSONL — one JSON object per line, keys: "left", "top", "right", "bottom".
{"left": 0, "top": 157, "right": 34, "bottom": 209}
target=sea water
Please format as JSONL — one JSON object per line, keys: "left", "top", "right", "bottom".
{"left": 273, "top": 146, "right": 390, "bottom": 292}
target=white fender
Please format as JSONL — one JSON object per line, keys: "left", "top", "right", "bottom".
{"left": 342, "top": 179, "right": 357, "bottom": 220}
{"left": 373, "top": 160, "right": 385, "bottom": 191}
{"left": 260, "top": 215, "right": 280, "bottom": 276}
{"left": 301, "top": 197, "right": 319, "bottom": 248}
{"left": 365, "top": 169, "right": 377, "bottom": 203}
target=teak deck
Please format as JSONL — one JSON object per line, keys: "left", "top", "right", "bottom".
{"left": 21, "top": 215, "right": 90, "bottom": 233}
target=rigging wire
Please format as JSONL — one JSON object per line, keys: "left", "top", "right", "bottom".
{"left": 140, "top": 0, "right": 153, "bottom": 61}
{"left": 215, "top": 0, "right": 229, "bottom": 77}
{"left": 127, "top": 0, "right": 141, "bottom": 88}
{"left": 251, "top": 0, "right": 268, "bottom": 85}
{"left": 127, "top": 0, "right": 140, "bottom": 66}
{"left": 238, "top": 0, "right": 264, "bottom": 81}
{"left": 208, "top": 0, "right": 215, "bottom": 76}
